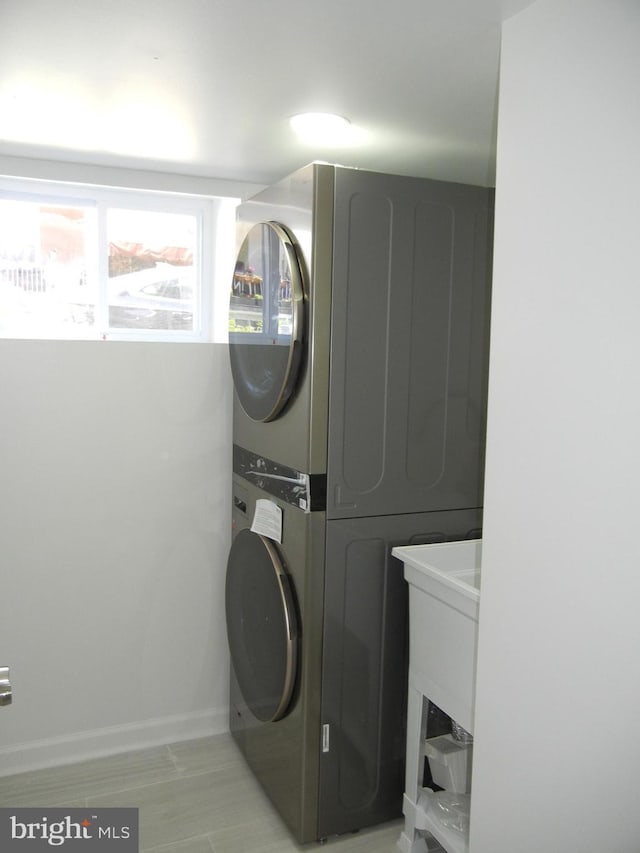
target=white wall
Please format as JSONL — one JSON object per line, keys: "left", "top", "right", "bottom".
{"left": 0, "top": 154, "right": 263, "bottom": 202}
{"left": 0, "top": 340, "right": 233, "bottom": 774}
{"left": 471, "top": 1, "right": 640, "bottom": 851}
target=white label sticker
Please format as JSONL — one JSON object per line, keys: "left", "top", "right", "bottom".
{"left": 250, "top": 499, "right": 283, "bottom": 543}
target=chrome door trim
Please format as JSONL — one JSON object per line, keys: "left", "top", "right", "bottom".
{"left": 229, "top": 221, "right": 306, "bottom": 422}
{"left": 259, "top": 533, "right": 298, "bottom": 721}
{"left": 225, "top": 528, "right": 299, "bottom": 722}
{"left": 0, "top": 666, "right": 12, "bottom": 707}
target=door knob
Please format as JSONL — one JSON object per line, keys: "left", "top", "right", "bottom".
{"left": 0, "top": 666, "right": 12, "bottom": 707}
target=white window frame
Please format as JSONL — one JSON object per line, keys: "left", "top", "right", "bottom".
{"left": 0, "top": 176, "right": 221, "bottom": 343}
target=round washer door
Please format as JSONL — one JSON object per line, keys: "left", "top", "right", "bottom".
{"left": 225, "top": 528, "right": 298, "bottom": 722}
{"left": 229, "top": 221, "right": 305, "bottom": 422}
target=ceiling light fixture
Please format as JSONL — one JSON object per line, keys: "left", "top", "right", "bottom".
{"left": 289, "top": 112, "right": 353, "bottom": 146}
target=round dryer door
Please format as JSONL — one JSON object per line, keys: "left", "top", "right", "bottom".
{"left": 228, "top": 221, "right": 305, "bottom": 422}
{"left": 225, "top": 528, "right": 298, "bottom": 722}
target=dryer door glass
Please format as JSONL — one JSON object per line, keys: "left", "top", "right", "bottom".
{"left": 225, "top": 528, "right": 298, "bottom": 722}
{"left": 229, "top": 222, "right": 305, "bottom": 422}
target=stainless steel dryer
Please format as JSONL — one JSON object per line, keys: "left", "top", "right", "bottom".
{"left": 228, "top": 165, "right": 330, "bottom": 478}
{"left": 226, "top": 163, "right": 493, "bottom": 843}
{"left": 228, "top": 163, "right": 494, "bottom": 518}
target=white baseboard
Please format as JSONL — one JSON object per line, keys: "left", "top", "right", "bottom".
{"left": 0, "top": 707, "right": 229, "bottom": 778}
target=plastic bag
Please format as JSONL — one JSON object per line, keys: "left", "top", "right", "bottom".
{"left": 431, "top": 791, "right": 471, "bottom": 834}
{"left": 451, "top": 719, "right": 473, "bottom": 745}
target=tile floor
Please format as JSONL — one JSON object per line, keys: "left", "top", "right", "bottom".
{"left": 0, "top": 733, "right": 424, "bottom": 853}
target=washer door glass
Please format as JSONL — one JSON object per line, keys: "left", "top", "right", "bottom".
{"left": 229, "top": 222, "right": 305, "bottom": 422}
{"left": 225, "top": 528, "right": 298, "bottom": 722}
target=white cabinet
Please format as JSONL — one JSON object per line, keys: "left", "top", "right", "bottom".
{"left": 393, "top": 541, "right": 481, "bottom": 853}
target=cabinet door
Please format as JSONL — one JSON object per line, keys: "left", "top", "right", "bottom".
{"left": 317, "top": 509, "right": 481, "bottom": 838}
{"left": 326, "top": 169, "right": 493, "bottom": 519}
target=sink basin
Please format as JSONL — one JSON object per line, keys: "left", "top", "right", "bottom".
{"left": 392, "top": 540, "right": 481, "bottom": 619}
{"left": 392, "top": 539, "right": 482, "bottom": 733}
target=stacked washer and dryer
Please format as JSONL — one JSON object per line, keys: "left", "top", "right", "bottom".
{"left": 225, "top": 163, "right": 493, "bottom": 843}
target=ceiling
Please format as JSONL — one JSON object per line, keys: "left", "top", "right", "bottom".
{"left": 0, "top": 0, "right": 535, "bottom": 193}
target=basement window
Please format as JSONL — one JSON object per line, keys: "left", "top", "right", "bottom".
{"left": 0, "top": 179, "right": 223, "bottom": 342}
